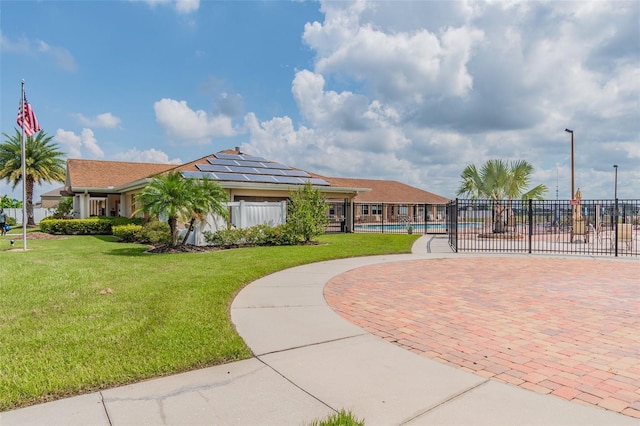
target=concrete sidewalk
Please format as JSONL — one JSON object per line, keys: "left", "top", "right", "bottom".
{"left": 2, "top": 235, "right": 637, "bottom": 425}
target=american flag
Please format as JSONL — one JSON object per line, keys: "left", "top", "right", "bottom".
{"left": 17, "top": 94, "right": 41, "bottom": 136}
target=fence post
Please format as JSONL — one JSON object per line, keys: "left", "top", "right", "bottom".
{"left": 614, "top": 198, "right": 619, "bottom": 257}
{"left": 528, "top": 199, "right": 533, "bottom": 254}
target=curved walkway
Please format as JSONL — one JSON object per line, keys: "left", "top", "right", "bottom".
{"left": 2, "top": 235, "right": 639, "bottom": 425}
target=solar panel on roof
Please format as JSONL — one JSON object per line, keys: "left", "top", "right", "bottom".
{"left": 213, "top": 172, "right": 251, "bottom": 181}
{"left": 256, "top": 162, "right": 290, "bottom": 170}
{"left": 182, "top": 171, "right": 212, "bottom": 179}
{"left": 215, "top": 153, "right": 268, "bottom": 162}
{"left": 208, "top": 158, "right": 240, "bottom": 166}
{"left": 245, "top": 174, "right": 278, "bottom": 183}
{"left": 196, "top": 164, "right": 230, "bottom": 173}
{"left": 226, "top": 166, "right": 259, "bottom": 174}
{"left": 214, "top": 153, "right": 242, "bottom": 161}
{"left": 232, "top": 159, "right": 274, "bottom": 169}
{"left": 239, "top": 154, "right": 268, "bottom": 162}
{"left": 272, "top": 176, "right": 305, "bottom": 184}
{"left": 280, "top": 169, "right": 309, "bottom": 177}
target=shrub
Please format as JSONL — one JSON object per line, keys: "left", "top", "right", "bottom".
{"left": 40, "top": 217, "right": 146, "bottom": 235}
{"left": 50, "top": 197, "right": 73, "bottom": 219}
{"left": 262, "top": 223, "right": 299, "bottom": 246}
{"left": 287, "top": 182, "right": 329, "bottom": 243}
{"left": 39, "top": 218, "right": 112, "bottom": 235}
{"left": 205, "top": 227, "right": 249, "bottom": 248}
{"left": 112, "top": 224, "right": 142, "bottom": 242}
{"left": 137, "top": 221, "right": 171, "bottom": 244}
{"left": 204, "top": 223, "right": 301, "bottom": 248}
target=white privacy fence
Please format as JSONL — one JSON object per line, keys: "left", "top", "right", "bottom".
{"left": 184, "top": 201, "right": 287, "bottom": 246}
{"left": 3, "top": 208, "right": 54, "bottom": 224}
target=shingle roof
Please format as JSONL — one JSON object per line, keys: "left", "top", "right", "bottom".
{"left": 67, "top": 158, "right": 175, "bottom": 188}
{"left": 317, "top": 176, "right": 450, "bottom": 204}
{"left": 65, "top": 150, "right": 449, "bottom": 204}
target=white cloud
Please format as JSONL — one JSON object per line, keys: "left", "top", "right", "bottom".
{"left": 112, "top": 148, "right": 182, "bottom": 164}
{"left": 74, "top": 112, "right": 121, "bottom": 128}
{"left": 54, "top": 128, "right": 104, "bottom": 158}
{"left": 0, "top": 34, "right": 77, "bottom": 72}
{"left": 153, "top": 98, "right": 236, "bottom": 143}
{"left": 304, "top": 3, "right": 484, "bottom": 103}
{"left": 80, "top": 129, "right": 104, "bottom": 158}
{"left": 271, "top": 0, "right": 638, "bottom": 199}
{"left": 138, "top": 0, "right": 199, "bottom": 14}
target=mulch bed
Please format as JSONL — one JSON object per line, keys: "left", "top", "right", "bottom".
{"left": 6, "top": 232, "right": 64, "bottom": 240}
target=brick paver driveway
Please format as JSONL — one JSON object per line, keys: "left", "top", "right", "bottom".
{"left": 324, "top": 257, "right": 640, "bottom": 418}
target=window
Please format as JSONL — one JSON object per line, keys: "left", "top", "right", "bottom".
{"left": 399, "top": 205, "right": 408, "bottom": 216}
{"left": 372, "top": 204, "right": 382, "bottom": 215}
{"left": 361, "top": 204, "right": 369, "bottom": 215}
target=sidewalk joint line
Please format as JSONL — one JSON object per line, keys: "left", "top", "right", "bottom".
{"left": 254, "top": 357, "right": 337, "bottom": 414}
{"left": 255, "top": 333, "right": 368, "bottom": 357}
{"left": 398, "top": 379, "right": 491, "bottom": 425}
{"left": 99, "top": 391, "right": 113, "bottom": 426}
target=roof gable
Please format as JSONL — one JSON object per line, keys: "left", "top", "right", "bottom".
{"left": 67, "top": 158, "right": 174, "bottom": 188}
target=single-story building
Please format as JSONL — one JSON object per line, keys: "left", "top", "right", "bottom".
{"left": 60, "top": 148, "right": 449, "bottom": 232}
{"left": 39, "top": 186, "right": 66, "bottom": 209}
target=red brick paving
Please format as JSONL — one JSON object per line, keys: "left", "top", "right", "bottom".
{"left": 324, "top": 257, "right": 640, "bottom": 418}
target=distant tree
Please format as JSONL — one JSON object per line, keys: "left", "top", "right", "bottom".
{"left": 133, "top": 171, "right": 229, "bottom": 246}
{"left": 0, "top": 129, "right": 66, "bottom": 226}
{"left": 457, "top": 159, "right": 547, "bottom": 232}
{"left": 1, "top": 194, "right": 22, "bottom": 208}
{"left": 287, "top": 182, "right": 330, "bottom": 243}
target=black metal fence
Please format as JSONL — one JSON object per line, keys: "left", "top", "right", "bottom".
{"left": 447, "top": 198, "right": 640, "bottom": 257}
{"left": 326, "top": 201, "right": 448, "bottom": 234}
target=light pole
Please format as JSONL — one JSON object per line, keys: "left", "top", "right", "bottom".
{"left": 613, "top": 164, "right": 618, "bottom": 199}
{"left": 565, "top": 128, "right": 574, "bottom": 199}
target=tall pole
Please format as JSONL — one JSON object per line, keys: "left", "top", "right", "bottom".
{"left": 20, "top": 80, "right": 28, "bottom": 251}
{"left": 565, "top": 128, "right": 574, "bottom": 199}
{"left": 613, "top": 164, "right": 618, "bottom": 199}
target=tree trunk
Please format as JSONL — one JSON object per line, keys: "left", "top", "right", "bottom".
{"left": 181, "top": 218, "right": 196, "bottom": 245}
{"left": 168, "top": 216, "right": 178, "bottom": 246}
{"left": 26, "top": 177, "right": 36, "bottom": 227}
{"left": 492, "top": 203, "right": 506, "bottom": 233}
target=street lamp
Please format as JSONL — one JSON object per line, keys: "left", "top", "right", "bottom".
{"left": 565, "top": 128, "right": 574, "bottom": 199}
{"left": 613, "top": 164, "right": 618, "bottom": 199}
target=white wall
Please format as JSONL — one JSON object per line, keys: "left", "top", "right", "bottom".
{"left": 187, "top": 201, "right": 287, "bottom": 246}
{"left": 4, "top": 207, "right": 54, "bottom": 224}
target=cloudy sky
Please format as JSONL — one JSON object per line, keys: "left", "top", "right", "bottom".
{"left": 1, "top": 0, "right": 638, "bottom": 202}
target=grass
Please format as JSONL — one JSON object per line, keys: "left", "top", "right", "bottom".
{"left": 0, "top": 233, "right": 418, "bottom": 411}
{"left": 309, "top": 409, "right": 365, "bottom": 426}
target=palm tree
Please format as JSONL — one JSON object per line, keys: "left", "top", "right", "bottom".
{"left": 0, "top": 129, "right": 66, "bottom": 226}
{"left": 457, "top": 159, "right": 547, "bottom": 233}
{"left": 134, "top": 171, "right": 229, "bottom": 246}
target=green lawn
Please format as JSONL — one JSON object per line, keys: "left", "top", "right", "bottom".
{"left": 0, "top": 233, "right": 418, "bottom": 410}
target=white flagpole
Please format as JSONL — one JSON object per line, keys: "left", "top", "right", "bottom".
{"left": 21, "top": 80, "right": 28, "bottom": 251}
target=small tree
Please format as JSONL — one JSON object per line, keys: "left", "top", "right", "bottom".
{"left": 52, "top": 196, "right": 73, "bottom": 218}
{"left": 133, "top": 171, "right": 229, "bottom": 246}
{"left": 457, "top": 159, "right": 547, "bottom": 233}
{"left": 287, "top": 182, "right": 329, "bottom": 243}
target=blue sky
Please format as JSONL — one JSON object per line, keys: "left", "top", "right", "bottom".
{"left": 1, "top": 0, "right": 639, "bottom": 202}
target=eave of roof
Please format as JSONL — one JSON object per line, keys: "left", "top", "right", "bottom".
{"left": 310, "top": 175, "right": 450, "bottom": 204}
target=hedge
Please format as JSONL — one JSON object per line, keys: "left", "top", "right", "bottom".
{"left": 39, "top": 217, "right": 145, "bottom": 235}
